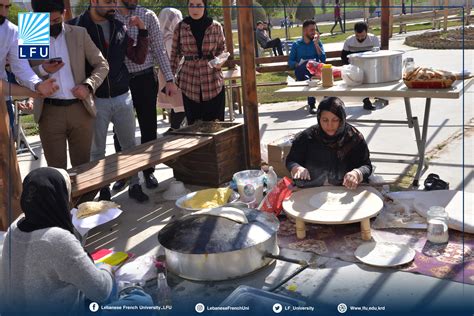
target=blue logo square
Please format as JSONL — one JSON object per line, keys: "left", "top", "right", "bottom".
{"left": 17, "top": 12, "right": 50, "bottom": 59}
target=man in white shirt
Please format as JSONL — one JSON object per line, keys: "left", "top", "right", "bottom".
{"left": 341, "top": 22, "right": 380, "bottom": 110}
{"left": 0, "top": 0, "right": 58, "bottom": 120}
{"left": 29, "top": 0, "right": 109, "bottom": 170}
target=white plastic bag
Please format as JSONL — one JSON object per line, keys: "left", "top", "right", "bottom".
{"left": 342, "top": 64, "right": 364, "bottom": 86}
{"left": 115, "top": 254, "right": 157, "bottom": 285}
{"left": 208, "top": 52, "right": 230, "bottom": 68}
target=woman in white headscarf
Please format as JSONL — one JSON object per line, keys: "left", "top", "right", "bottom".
{"left": 158, "top": 8, "right": 186, "bottom": 132}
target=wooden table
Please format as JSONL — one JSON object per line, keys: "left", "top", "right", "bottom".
{"left": 282, "top": 186, "right": 384, "bottom": 241}
{"left": 275, "top": 78, "right": 473, "bottom": 186}
{"left": 222, "top": 67, "right": 260, "bottom": 121}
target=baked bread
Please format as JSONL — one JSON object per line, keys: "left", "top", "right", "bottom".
{"left": 77, "top": 201, "right": 120, "bottom": 219}
{"left": 404, "top": 67, "right": 456, "bottom": 88}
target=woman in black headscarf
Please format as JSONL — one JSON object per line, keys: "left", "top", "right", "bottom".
{"left": 17, "top": 167, "right": 75, "bottom": 233}
{"left": 1, "top": 167, "right": 114, "bottom": 314}
{"left": 170, "top": 0, "right": 227, "bottom": 125}
{"left": 286, "top": 97, "right": 372, "bottom": 189}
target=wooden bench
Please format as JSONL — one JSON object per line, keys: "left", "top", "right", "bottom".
{"left": 67, "top": 135, "right": 212, "bottom": 200}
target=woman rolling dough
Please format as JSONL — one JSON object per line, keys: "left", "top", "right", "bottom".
{"left": 286, "top": 97, "right": 372, "bottom": 189}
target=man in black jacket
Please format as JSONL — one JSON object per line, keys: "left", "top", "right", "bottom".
{"left": 70, "top": 0, "right": 150, "bottom": 202}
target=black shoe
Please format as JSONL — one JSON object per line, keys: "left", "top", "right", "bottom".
{"left": 163, "top": 128, "right": 174, "bottom": 136}
{"left": 129, "top": 184, "right": 149, "bottom": 203}
{"left": 424, "top": 173, "right": 449, "bottom": 191}
{"left": 99, "top": 187, "right": 111, "bottom": 201}
{"left": 144, "top": 173, "right": 159, "bottom": 189}
{"left": 309, "top": 105, "right": 317, "bottom": 115}
{"left": 112, "top": 179, "right": 128, "bottom": 191}
{"left": 363, "top": 98, "right": 376, "bottom": 110}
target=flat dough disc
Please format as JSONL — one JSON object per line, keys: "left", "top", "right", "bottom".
{"left": 283, "top": 186, "right": 383, "bottom": 224}
{"left": 189, "top": 207, "right": 249, "bottom": 224}
{"left": 355, "top": 242, "right": 416, "bottom": 267}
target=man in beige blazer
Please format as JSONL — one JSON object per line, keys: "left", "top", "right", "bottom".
{"left": 30, "top": 0, "right": 109, "bottom": 170}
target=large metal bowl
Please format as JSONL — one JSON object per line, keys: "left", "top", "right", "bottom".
{"left": 158, "top": 207, "right": 280, "bottom": 281}
{"left": 348, "top": 50, "right": 404, "bottom": 83}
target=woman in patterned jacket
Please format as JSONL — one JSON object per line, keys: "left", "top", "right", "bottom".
{"left": 170, "top": 0, "right": 227, "bottom": 124}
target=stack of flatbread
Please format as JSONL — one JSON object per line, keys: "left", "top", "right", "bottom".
{"left": 403, "top": 67, "right": 457, "bottom": 88}
{"left": 76, "top": 201, "right": 120, "bottom": 219}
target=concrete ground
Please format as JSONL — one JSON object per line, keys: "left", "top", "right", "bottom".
{"left": 12, "top": 33, "right": 474, "bottom": 315}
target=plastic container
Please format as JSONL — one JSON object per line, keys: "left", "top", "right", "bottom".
{"left": 265, "top": 166, "right": 278, "bottom": 192}
{"left": 321, "top": 64, "right": 334, "bottom": 87}
{"left": 403, "top": 57, "right": 415, "bottom": 74}
{"left": 233, "top": 170, "right": 265, "bottom": 203}
{"left": 157, "top": 272, "right": 172, "bottom": 306}
{"left": 427, "top": 206, "right": 449, "bottom": 244}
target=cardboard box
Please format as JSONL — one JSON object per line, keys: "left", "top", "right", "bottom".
{"left": 267, "top": 134, "right": 294, "bottom": 178}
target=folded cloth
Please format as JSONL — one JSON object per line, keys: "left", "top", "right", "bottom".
{"left": 183, "top": 187, "right": 233, "bottom": 209}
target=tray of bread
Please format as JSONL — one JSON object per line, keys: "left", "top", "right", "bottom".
{"left": 403, "top": 67, "right": 457, "bottom": 89}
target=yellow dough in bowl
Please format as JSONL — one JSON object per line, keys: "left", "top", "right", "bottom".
{"left": 183, "top": 188, "right": 233, "bottom": 209}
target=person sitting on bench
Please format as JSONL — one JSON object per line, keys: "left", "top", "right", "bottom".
{"left": 288, "top": 19, "right": 326, "bottom": 114}
{"left": 341, "top": 22, "right": 380, "bottom": 110}
{"left": 286, "top": 97, "right": 372, "bottom": 189}
{"left": 255, "top": 21, "right": 284, "bottom": 56}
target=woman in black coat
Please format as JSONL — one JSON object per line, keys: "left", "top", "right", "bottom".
{"left": 286, "top": 97, "right": 372, "bottom": 189}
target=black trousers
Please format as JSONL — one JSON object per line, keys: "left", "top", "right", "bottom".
{"left": 169, "top": 110, "right": 186, "bottom": 129}
{"left": 114, "top": 69, "right": 158, "bottom": 176}
{"left": 330, "top": 17, "right": 344, "bottom": 33}
{"left": 264, "top": 38, "right": 284, "bottom": 56}
{"left": 182, "top": 87, "right": 225, "bottom": 125}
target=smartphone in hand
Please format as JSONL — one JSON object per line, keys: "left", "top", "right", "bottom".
{"left": 48, "top": 57, "right": 63, "bottom": 63}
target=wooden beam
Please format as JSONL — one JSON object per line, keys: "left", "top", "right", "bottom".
{"left": 222, "top": 0, "right": 235, "bottom": 60}
{"left": 64, "top": 0, "right": 73, "bottom": 20}
{"left": 443, "top": 0, "right": 449, "bottom": 31}
{"left": 381, "top": 0, "right": 390, "bottom": 49}
{"left": 0, "top": 87, "right": 22, "bottom": 231}
{"left": 237, "top": 0, "right": 261, "bottom": 168}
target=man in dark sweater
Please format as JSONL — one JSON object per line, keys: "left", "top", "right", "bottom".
{"left": 256, "top": 21, "right": 284, "bottom": 56}
{"left": 70, "top": 0, "right": 150, "bottom": 202}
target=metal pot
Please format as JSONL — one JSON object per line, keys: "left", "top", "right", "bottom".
{"left": 348, "top": 50, "right": 404, "bottom": 83}
{"left": 157, "top": 206, "right": 280, "bottom": 281}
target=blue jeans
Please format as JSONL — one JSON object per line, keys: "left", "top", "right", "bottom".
{"left": 294, "top": 60, "right": 316, "bottom": 107}
{"left": 91, "top": 91, "right": 139, "bottom": 186}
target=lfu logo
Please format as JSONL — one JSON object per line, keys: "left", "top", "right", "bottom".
{"left": 18, "top": 13, "right": 50, "bottom": 59}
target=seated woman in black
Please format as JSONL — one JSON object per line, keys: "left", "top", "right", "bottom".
{"left": 286, "top": 97, "right": 372, "bottom": 189}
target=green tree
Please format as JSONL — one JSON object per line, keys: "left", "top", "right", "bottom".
{"left": 7, "top": 3, "right": 22, "bottom": 25}
{"left": 258, "top": 0, "right": 281, "bottom": 21}
{"left": 295, "top": 0, "right": 315, "bottom": 22}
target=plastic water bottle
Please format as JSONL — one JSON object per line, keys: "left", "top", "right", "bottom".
{"left": 266, "top": 166, "right": 278, "bottom": 191}
{"left": 157, "top": 272, "right": 172, "bottom": 307}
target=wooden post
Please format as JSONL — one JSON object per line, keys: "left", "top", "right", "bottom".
{"left": 64, "top": 0, "right": 73, "bottom": 20}
{"left": 295, "top": 218, "right": 306, "bottom": 239}
{"left": 388, "top": 0, "right": 394, "bottom": 38}
{"left": 364, "top": 0, "right": 370, "bottom": 23}
{"left": 0, "top": 90, "right": 22, "bottom": 231}
{"left": 222, "top": 0, "right": 235, "bottom": 60}
{"left": 467, "top": 2, "right": 472, "bottom": 26}
{"left": 443, "top": 0, "right": 448, "bottom": 31}
{"left": 237, "top": 0, "right": 261, "bottom": 168}
{"left": 381, "top": 0, "right": 390, "bottom": 50}
{"left": 360, "top": 218, "right": 372, "bottom": 241}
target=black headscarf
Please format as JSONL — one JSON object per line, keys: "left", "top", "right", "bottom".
{"left": 17, "top": 167, "right": 74, "bottom": 234}
{"left": 183, "top": 0, "right": 213, "bottom": 57}
{"left": 314, "top": 97, "right": 365, "bottom": 160}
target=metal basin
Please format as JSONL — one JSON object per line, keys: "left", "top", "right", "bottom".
{"left": 158, "top": 207, "right": 280, "bottom": 281}
{"left": 349, "top": 50, "right": 404, "bottom": 83}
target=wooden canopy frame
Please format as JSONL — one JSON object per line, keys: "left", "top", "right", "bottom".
{"left": 0, "top": 0, "right": 391, "bottom": 230}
